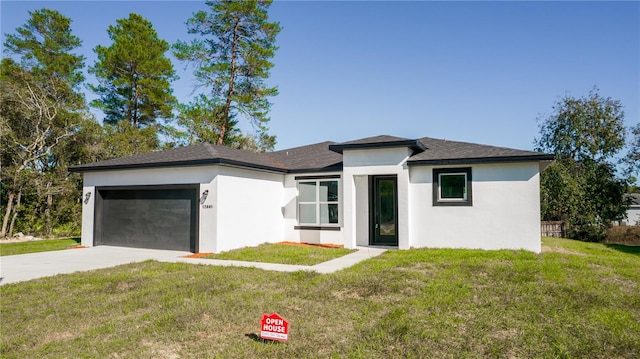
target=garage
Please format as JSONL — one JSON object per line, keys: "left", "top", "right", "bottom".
{"left": 94, "top": 186, "right": 198, "bottom": 252}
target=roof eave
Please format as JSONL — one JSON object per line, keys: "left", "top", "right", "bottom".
{"left": 329, "top": 139, "right": 426, "bottom": 154}
{"left": 407, "top": 154, "right": 556, "bottom": 166}
{"left": 285, "top": 164, "right": 344, "bottom": 174}
{"left": 68, "top": 158, "right": 288, "bottom": 174}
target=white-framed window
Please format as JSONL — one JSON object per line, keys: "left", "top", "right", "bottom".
{"left": 297, "top": 179, "right": 340, "bottom": 226}
{"left": 433, "top": 167, "right": 472, "bottom": 206}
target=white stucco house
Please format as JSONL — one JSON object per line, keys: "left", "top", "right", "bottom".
{"left": 69, "top": 135, "right": 554, "bottom": 254}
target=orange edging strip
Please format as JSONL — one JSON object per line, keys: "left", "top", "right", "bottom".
{"left": 70, "top": 245, "right": 87, "bottom": 249}
{"left": 182, "top": 252, "right": 214, "bottom": 258}
{"left": 277, "top": 241, "right": 344, "bottom": 249}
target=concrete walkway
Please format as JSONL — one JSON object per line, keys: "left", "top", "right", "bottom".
{"left": 0, "top": 245, "right": 387, "bottom": 286}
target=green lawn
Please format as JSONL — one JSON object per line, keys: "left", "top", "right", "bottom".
{"left": 205, "top": 243, "right": 356, "bottom": 265}
{"left": 1, "top": 237, "right": 638, "bottom": 358}
{"left": 0, "top": 238, "right": 80, "bottom": 256}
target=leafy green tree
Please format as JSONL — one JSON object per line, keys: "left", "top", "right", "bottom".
{"left": 176, "top": 95, "right": 276, "bottom": 152}
{"left": 0, "top": 61, "right": 83, "bottom": 237}
{"left": 535, "top": 88, "right": 629, "bottom": 241}
{"left": 536, "top": 88, "right": 626, "bottom": 162}
{"left": 58, "top": 116, "right": 108, "bottom": 167}
{"left": 624, "top": 123, "right": 640, "bottom": 177}
{"left": 1, "top": 9, "right": 90, "bottom": 238}
{"left": 173, "top": 0, "right": 281, "bottom": 148}
{"left": 177, "top": 95, "right": 232, "bottom": 145}
{"left": 232, "top": 132, "right": 276, "bottom": 152}
{"left": 90, "top": 13, "right": 176, "bottom": 128}
{"left": 103, "top": 122, "right": 160, "bottom": 159}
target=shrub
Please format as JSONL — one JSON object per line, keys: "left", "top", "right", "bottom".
{"left": 605, "top": 225, "right": 640, "bottom": 245}
{"left": 567, "top": 224, "right": 607, "bottom": 242}
{"left": 52, "top": 221, "right": 81, "bottom": 237}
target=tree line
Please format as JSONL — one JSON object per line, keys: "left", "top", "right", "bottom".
{"left": 1, "top": 1, "right": 280, "bottom": 238}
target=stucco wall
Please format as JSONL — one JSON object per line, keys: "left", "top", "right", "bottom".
{"left": 212, "top": 166, "right": 284, "bottom": 253}
{"left": 198, "top": 179, "right": 217, "bottom": 253}
{"left": 354, "top": 175, "right": 369, "bottom": 246}
{"left": 80, "top": 185, "right": 95, "bottom": 247}
{"left": 83, "top": 166, "right": 218, "bottom": 187}
{"left": 408, "top": 162, "right": 542, "bottom": 253}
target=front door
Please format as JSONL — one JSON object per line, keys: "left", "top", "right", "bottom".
{"left": 370, "top": 176, "right": 398, "bottom": 246}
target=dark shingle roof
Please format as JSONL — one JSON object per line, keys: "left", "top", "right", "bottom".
{"left": 69, "top": 135, "right": 554, "bottom": 173}
{"left": 269, "top": 141, "right": 343, "bottom": 172}
{"left": 407, "top": 137, "right": 554, "bottom": 165}
{"left": 69, "top": 143, "right": 288, "bottom": 173}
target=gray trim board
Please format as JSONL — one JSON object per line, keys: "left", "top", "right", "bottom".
{"left": 70, "top": 158, "right": 288, "bottom": 174}
{"left": 286, "top": 165, "right": 344, "bottom": 174}
{"left": 294, "top": 226, "right": 341, "bottom": 231}
{"left": 329, "top": 139, "right": 426, "bottom": 154}
{"left": 408, "top": 154, "right": 555, "bottom": 166}
{"left": 294, "top": 174, "right": 341, "bottom": 180}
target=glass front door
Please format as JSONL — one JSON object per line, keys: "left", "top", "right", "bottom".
{"left": 370, "top": 176, "right": 398, "bottom": 246}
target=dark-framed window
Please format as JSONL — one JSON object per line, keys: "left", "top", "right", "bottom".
{"left": 297, "top": 179, "right": 340, "bottom": 226}
{"left": 433, "top": 167, "right": 472, "bottom": 206}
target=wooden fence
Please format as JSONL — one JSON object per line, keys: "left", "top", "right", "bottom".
{"left": 541, "top": 221, "right": 565, "bottom": 238}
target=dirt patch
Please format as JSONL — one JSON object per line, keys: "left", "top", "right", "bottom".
{"left": 116, "top": 281, "right": 131, "bottom": 291}
{"left": 332, "top": 289, "right": 362, "bottom": 300}
{"left": 541, "top": 245, "right": 586, "bottom": 256}
{"left": 491, "top": 328, "right": 521, "bottom": 340}
{"left": 42, "top": 331, "right": 76, "bottom": 345}
{"left": 0, "top": 235, "right": 48, "bottom": 243}
{"left": 141, "top": 340, "right": 181, "bottom": 359}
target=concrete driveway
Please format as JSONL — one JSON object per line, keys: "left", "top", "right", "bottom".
{"left": 0, "top": 245, "right": 386, "bottom": 285}
{"left": 0, "top": 246, "right": 191, "bottom": 285}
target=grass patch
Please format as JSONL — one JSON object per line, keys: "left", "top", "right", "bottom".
{"left": 0, "top": 238, "right": 81, "bottom": 256}
{"left": 204, "top": 243, "right": 356, "bottom": 266}
{"left": 1, "top": 237, "right": 639, "bottom": 358}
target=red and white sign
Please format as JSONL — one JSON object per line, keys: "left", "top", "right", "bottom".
{"left": 260, "top": 312, "right": 289, "bottom": 342}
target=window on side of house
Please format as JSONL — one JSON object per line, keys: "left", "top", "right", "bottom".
{"left": 433, "top": 167, "right": 472, "bottom": 206}
{"left": 297, "top": 179, "right": 339, "bottom": 226}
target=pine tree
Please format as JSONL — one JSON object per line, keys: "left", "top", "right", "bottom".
{"left": 4, "top": 8, "right": 85, "bottom": 109}
{"left": 174, "top": 0, "right": 281, "bottom": 149}
{"left": 90, "top": 13, "right": 176, "bottom": 129}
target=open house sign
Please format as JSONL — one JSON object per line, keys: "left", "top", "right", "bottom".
{"left": 260, "top": 313, "right": 289, "bottom": 342}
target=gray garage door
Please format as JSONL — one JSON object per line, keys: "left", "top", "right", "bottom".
{"left": 95, "top": 186, "right": 198, "bottom": 252}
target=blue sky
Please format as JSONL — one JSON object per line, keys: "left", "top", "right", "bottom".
{"left": 1, "top": 0, "right": 639, "bottom": 154}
